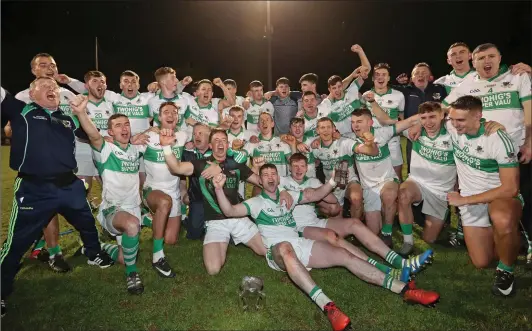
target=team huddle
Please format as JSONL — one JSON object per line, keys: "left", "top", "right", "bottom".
{"left": 1, "top": 42, "right": 531, "bottom": 331}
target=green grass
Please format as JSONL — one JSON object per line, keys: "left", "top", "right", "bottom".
{"left": 1, "top": 144, "right": 532, "bottom": 331}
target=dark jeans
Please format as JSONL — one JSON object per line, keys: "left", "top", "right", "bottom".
{"left": 186, "top": 201, "right": 206, "bottom": 240}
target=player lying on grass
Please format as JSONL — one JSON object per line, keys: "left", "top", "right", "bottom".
{"left": 214, "top": 164, "right": 440, "bottom": 331}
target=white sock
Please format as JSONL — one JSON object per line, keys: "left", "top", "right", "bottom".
{"left": 403, "top": 234, "right": 414, "bottom": 245}
{"left": 310, "top": 286, "right": 332, "bottom": 311}
{"left": 152, "top": 249, "right": 165, "bottom": 263}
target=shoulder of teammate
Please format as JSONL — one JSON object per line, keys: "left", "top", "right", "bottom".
{"left": 104, "top": 90, "right": 120, "bottom": 102}
{"left": 442, "top": 83, "right": 465, "bottom": 107}
{"left": 228, "top": 148, "right": 249, "bottom": 164}
{"left": 175, "top": 130, "right": 188, "bottom": 146}
{"left": 516, "top": 72, "right": 532, "bottom": 101}
{"left": 433, "top": 75, "right": 448, "bottom": 86}
{"left": 308, "top": 177, "right": 323, "bottom": 188}
{"left": 490, "top": 129, "right": 519, "bottom": 167}
{"left": 242, "top": 196, "right": 262, "bottom": 218}
{"left": 14, "top": 89, "right": 31, "bottom": 104}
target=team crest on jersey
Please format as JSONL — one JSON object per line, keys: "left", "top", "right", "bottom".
{"left": 276, "top": 143, "right": 281, "bottom": 148}
{"left": 61, "top": 120, "right": 71, "bottom": 128}
{"left": 476, "top": 146, "right": 484, "bottom": 153}
{"left": 105, "top": 110, "right": 111, "bottom": 115}
{"left": 502, "top": 82, "right": 513, "bottom": 88}
{"left": 136, "top": 98, "right": 142, "bottom": 104}
{"left": 442, "top": 140, "right": 450, "bottom": 147}
{"left": 387, "top": 100, "right": 393, "bottom": 104}
{"left": 333, "top": 149, "right": 339, "bottom": 155}
{"left": 432, "top": 93, "right": 441, "bottom": 100}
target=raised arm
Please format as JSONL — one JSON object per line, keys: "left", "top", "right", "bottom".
{"left": 354, "top": 132, "right": 379, "bottom": 156}
{"left": 394, "top": 114, "right": 420, "bottom": 134}
{"left": 1, "top": 87, "right": 26, "bottom": 127}
{"left": 362, "top": 91, "right": 397, "bottom": 125}
{"left": 214, "top": 78, "right": 236, "bottom": 110}
{"left": 342, "top": 45, "right": 370, "bottom": 89}
{"left": 69, "top": 95, "right": 104, "bottom": 150}
{"left": 213, "top": 174, "right": 250, "bottom": 218}
{"left": 159, "top": 128, "right": 195, "bottom": 176}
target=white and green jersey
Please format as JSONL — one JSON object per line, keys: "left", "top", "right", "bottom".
{"left": 245, "top": 98, "right": 275, "bottom": 135}
{"left": 348, "top": 126, "right": 398, "bottom": 189}
{"left": 184, "top": 97, "right": 221, "bottom": 127}
{"left": 137, "top": 131, "right": 188, "bottom": 194}
{"left": 112, "top": 92, "right": 154, "bottom": 135}
{"left": 311, "top": 137, "right": 358, "bottom": 182}
{"left": 86, "top": 98, "right": 115, "bottom": 136}
{"left": 319, "top": 81, "right": 362, "bottom": 134}
{"left": 148, "top": 92, "right": 189, "bottom": 130}
{"left": 303, "top": 108, "right": 330, "bottom": 140}
{"left": 279, "top": 176, "right": 321, "bottom": 224}
{"left": 405, "top": 125, "right": 456, "bottom": 195}
{"left": 442, "top": 66, "right": 531, "bottom": 149}
{"left": 15, "top": 87, "right": 76, "bottom": 115}
{"left": 92, "top": 140, "right": 142, "bottom": 207}
{"left": 447, "top": 119, "right": 519, "bottom": 195}
{"left": 244, "top": 135, "right": 292, "bottom": 176}
{"left": 363, "top": 88, "right": 404, "bottom": 146}
{"left": 243, "top": 189, "right": 302, "bottom": 247}
{"left": 227, "top": 127, "right": 254, "bottom": 146}
{"left": 433, "top": 69, "right": 476, "bottom": 94}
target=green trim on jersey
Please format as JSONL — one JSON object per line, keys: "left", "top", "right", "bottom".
{"left": 465, "top": 119, "right": 486, "bottom": 140}
{"left": 452, "top": 142, "right": 499, "bottom": 173}
{"left": 412, "top": 141, "right": 454, "bottom": 165}
{"left": 519, "top": 95, "right": 532, "bottom": 103}
{"left": 93, "top": 143, "right": 140, "bottom": 175}
{"left": 143, "top": 144, "right": 184, "bottom": 163}
{"left": 487, "top": 65, "right": 510, "bottom": 82}
{"left": 371, "top": 87, "right": 392, "bottom": 97}
{"left": 451, "top": 69, "right": 474, "bottom": 79}
{"left": 328, "top": 99, "right": 362, "bottom": 123}
{"left": 88, "top": 98, "right": 106, "bottom": 107}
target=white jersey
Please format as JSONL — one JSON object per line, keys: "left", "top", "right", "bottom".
{"left": 92, "top": 141, "right": 142, "bottom": 207}
{"left": 222, "top": 95, "right": 245, "bottom": 116}
{"left": 405, "top": 124, "right": 456, "bottom": 195}
{"left": 303, "top": 108, "right": 330, "bottom": 140}
{"left": 184, "top": 97, "right": 221, "bottom": 127}
{"left": 137, "top": 131, "right": 188, "bottom": 195}
{"left": 299, "top": 136, "right": 317, "bottom": 178}
{"left": 363, "top": 88, "right": 404, "bottom": 146}
{"left": 442, "top": 67, "right": 531, "bottom": 149}
{"left": 148, "top": 92, "right": 189, "bottom": 131}
{"left": 447, "top": 119, "right": 519, "bottom": 195}
{"left": 319, "top": 81, "right": 362, "bottom": 134}
{"left": 243, "top": 189, "right": 302, "bottom": 247}
{"left": 15, "top": 87, "right": 76, "bottom": 115}
{"left": 111, "top": 92, "right": 154, "bottom": 135}
{"left": 244, "top": 135, "right": 292, "bottom": 176}
{"left": 348, "top": 126, "right": 398, "bottom": 189}
{"left": 279, "top": 176, "right": 322, "bottom": 224}
{"left": 245, "top": 98, "right": 275, "bottom": 135}
{"left": 312, "top": 137, "right": 358, "bottom": 182}
{"left": 227, "top": 127, "right": 254, "bottom": 146}
{"left": 86, "top": 97, "right": 115, "bottom": 137}
{"left": 433, "top": 69, "right": 476, "bottom": 94}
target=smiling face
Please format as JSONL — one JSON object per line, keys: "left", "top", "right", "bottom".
{"left": 209, "top": 131, "right": 229, "bottom": 160}
{"left": 448, "top": 107, "right": 481, "bottom": 135}
{"left": 86, "top": 75, "right": 107, "bottom": 99}
{"left": 447, "top": 45, "right": 471, "bottom": 72}
{"left": 290, "top": 120, "right": 304, "bottom": 140}
{"left": 373, "top": 68, "right": 390, "bottom": 90}
{"left": 351, "top": 114, "right": 373, "bottom": 136}
{"left": 229, "top": 108, "right": 244, "bottom": 130}
{"left": 473, "top": 47, "right": 501, "bottom": 79}
{"left": 29, "top": 77, "right": 60, "bottom": 109}
{"left": 290, "top": 159, "right": 308, "bottom": 181}
{"left": 159, "top": 103, "right": 178, "bottom": 130}
{"left": 193, "top": 124, "right": 211, "bottom": 150}
{"left": 276, "top": 83, "right": 289, "bottom": 98}
{"left": 302, "top": 93, "right": 317, "bottom": 114}
{"left": 196, "top": 82, "right": 213, "bottom": 105}
{"left": 108, "top": 115, "right": 131, "bottom": 144}
{"left": 120, "top": 74, "right": 140, "bottom": 98}
{"left": 419, "top": 110, "right": 444, "bottom": 136}
{"left": 316, "top": 119, "right": 335, "bottom": 142}
{"left": 411, "top": 65, "right": 431, "bottom": 89}
{"left": 259, "top": 166, "right": 280, "bottom": 194}
{"left": 328, "top": 81, "right": 344, "bottom": 100}
{"left": 32, "top": 56, "right": 58, "bottom": 78}
{"left": 259, "top": 113, "right": 274, "bottom": 136}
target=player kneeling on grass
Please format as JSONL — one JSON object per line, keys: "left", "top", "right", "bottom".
{"left": 214, "top": 164, "right": 440, "bottom": 331}
{"left": 71, "top": 95, "right": 154, "bottom": 294}
{"left": 281, "top": 153, "right": 433, "bottom": 280}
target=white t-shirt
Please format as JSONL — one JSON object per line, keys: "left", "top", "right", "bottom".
{"left": 244, "top": 135, "right": 292, "bottom": 176}
{"left": 279, "top": 176, "right": 322, "bottom": 224}
{"left": 319, "top": 81, "right": 362, "bottom": 134}
{"left": 433, "top": 69, "right": 476, "bottom": 94}
{"left": 311, "top": 137, "right": 358, "bottom": 182}
{"left": 111, "top": 92, "right": 155, "bottom": 135}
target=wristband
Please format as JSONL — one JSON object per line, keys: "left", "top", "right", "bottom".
{"left": 328, "top": 176, "right": 338, "bottom": 189}
{"left": 162, "top": 145, "right": 173, "bottom": 156}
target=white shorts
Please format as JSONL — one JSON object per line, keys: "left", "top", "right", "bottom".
{"left": 295, "top": 216, "right": 328, "bottom": 233}
{"left": 459, "top": 194, "right": 524, "bottom": 228}
{"left": 332, "top": 179, "right": 360, "bottom": 206}
{"left": 363, "top": 178, "right": 399, "bottom": 212}
{"left": 203, "top": 217, "right": 259, "bottom": 245}
{"left": 389, "top": 138, "right": 403, "bottom": 167}
{"left": 408, "top": 178, "right": 449, "bottom": 221}
{"left": 75, "top": 140, "right": 98, "bottom": 177}
{"left": 97, "top": 203, "right": 141, "bottom": 236}
{"left": 266, "top": 238, "right": 315, "bottom": 272}
{"left": 142, "top": 185, "right": 181, "bottom": 218}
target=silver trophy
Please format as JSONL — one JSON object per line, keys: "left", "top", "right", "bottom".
{"left": 238, "top": 276, "right": 266, "bottom": 311}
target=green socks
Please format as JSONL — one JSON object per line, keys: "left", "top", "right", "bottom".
{"left": 122, "top": 233, "right": 140, "bottom": 275}
{"left": 400, "top": 224, "right": 413, "bottom": 244}
{"left": 384, "top": 250, "right": 405, "bottom": 269}
{"left": 309, "top": 286, "right": 332, "bottom": 311}
{"left": 142, "top": 214, "right": 153, "bottom": 227}
{"left": 48, "top": 245, "right": 62, "bottom": 258}
{"left": 101, "top": 243, "right": 119, "bottom": 261}
{"left": 153, "top": 238, "right": 165, "bottom": 263}
{"left": 33, "top": 238, "right": 46, "bottom": 251}
{"left": 381, "top": 224, "right": 393, "bottom": 236}
{"left": 367, "top": 257, "right": 391, "bottom": 274}
{"left": 497, "top": 261, "right": 514, "bottom": 274}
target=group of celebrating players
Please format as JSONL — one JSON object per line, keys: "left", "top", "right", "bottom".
{"left": 1, "top": 41, "right": 531, "bottom": 331}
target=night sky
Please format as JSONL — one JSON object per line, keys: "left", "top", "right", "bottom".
{"left": 1, "top": 1, "right": 531, "bottom": 95}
